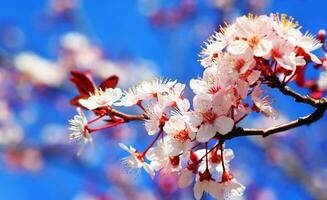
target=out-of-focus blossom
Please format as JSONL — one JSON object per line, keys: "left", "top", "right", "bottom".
{"left": 14, "top": 52, "right": 66, "bottom": 87}
{"left": 69, "top": 108, "right": 93, "bottom": 155}
{"left": 318, "top": 71, "right": 327, "bottom": 90}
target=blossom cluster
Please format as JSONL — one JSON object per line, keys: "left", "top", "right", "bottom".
{"left": 68, "top": 13, "right": 323, "bottom": 199}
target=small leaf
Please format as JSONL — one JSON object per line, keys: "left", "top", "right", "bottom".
{"left": 70, "top": 70, "right": 97, "bottom": 95}
{"left": 99, "top": 75, "right": 119, "bottom": 90}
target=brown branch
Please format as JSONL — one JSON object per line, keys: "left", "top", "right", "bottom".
{"left": 108, "top": 108, "right": 149, "bottom": 122}
{"left": 220, "top": 108, "right": 326, "bottom": 141}
{"left": 266, "top": 75, "right": 327, "bottom": 108}
{"left": 218, "top": 75, "right": 327, "bottom": 141}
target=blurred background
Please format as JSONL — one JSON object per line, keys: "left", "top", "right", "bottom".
{"left": 0, "top": 0, "right": 326, "bottom": 199}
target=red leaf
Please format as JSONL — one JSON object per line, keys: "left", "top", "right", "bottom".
{"left": 70, "top": 95, "right": 89, "bottom": 107}
{"left": 70, "top": 70, "right": 97, "bottom": 96}
{"left": 99, "top": 75, "right": 119, "bottom": 90}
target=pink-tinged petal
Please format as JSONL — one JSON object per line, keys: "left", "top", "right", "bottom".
{"left": 214, "top": 116, "right": 234, "bottom": 135}
{"left": 78, "top": 98, "right": 98, "bottom": 110}
{"left": 247, "top": 70, "right": 261, "bottom": 85}
{"left": 236, "top": 80, "right": 249, "bottom": 99}
{"left": 187, "top": 112, "right": 203, "bottom": 128}
{"left": 309, "top": 53, "right": 322, "bottom": 64}
{"left": 196, "top": 124, "right": 216, "bottom": 143}
{"left": 145, "top": 119, "right": 160, "bottom": 135}
{"left": 253, "top": 39, "right": 272, "bottom": 57}
{"left": 176, "top": 98, "right": 190, "bottom": 112}
{"left": 193, "top": 181, "right": 206, "bottom": 200}
{"left": 227, "top": 40, "right": 250, "bottom": 55}
{"left": 143, "top": 163, "right": 155, "bottom": 179}
{"left": 227, "top": 179, "right": 246, "bottom": 197}
{"left": 190, "top": 79, "right": 209, "bottom": 95}
{"left": 118, "top": 143, "right": 134, "bottom": 154}
{"left": 193, "top": 94, "right": 212, "bottom": 113}
{"left": 209, "top": 181, "right": 221, "bottom": 199}
{"left": 294, "top": 56, "right": 306, "bottom": 66}
{"left": 275, "top": 57, "right": 294, "bottom": 71}
{"left": 178, "top": 169, "right": 194, "bottom": 188}
{"left": 212, "top": 92, "right": 233, "bottom": 116}
{"left": 223, "top": 149, "right": 235, "bottom": 161}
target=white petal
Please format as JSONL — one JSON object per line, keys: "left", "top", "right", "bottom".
{"left": 193, "top": 181, "right": 206, "bottom": 200}
{"left": 190, "top": 79, "right": 209, "bottom": 95}
{"left": 193, "top": 94, "right": 212, "bottom": 113}
{"left": 223, "top": 149, "right": 235, "bottom": 162}
{"left": 196, "top": 124, "right": 216, "bottom": 143}
{"left": 79, "top": 98, "right": 98, "bottom": 110}
{"left": 227, "top": 40, "right": 249, "bottom": 55}
{"left": 247, "top": 70, "right": 261, "bottom": 85}
{"left": 228, "top": 179, "right": 246, "bottom": 197}
{"left": 209, "top": 181, "right": 221, "bottom": 199}
{"left": 143, "top": 163, "right": 155, "bottom": 179}
{"left": 145, "top": 119, "right": 160, "bottom": 135}
{"left": 178, "top": 169, "right": 194, "bottom": 188}
{"left": 309, "top": 53, "right": 321, "bottom": 64}
{"left": 253, "top": 39, "right": 272, "bottom": 57}
{"left": 214, "top": 116, "right": 234, "bottom": 135}
{"left": 236, "top": 80, "right": 249, "bottom": 99}
{"left": 119, "top": 143, "right": 132, "bottom": 154}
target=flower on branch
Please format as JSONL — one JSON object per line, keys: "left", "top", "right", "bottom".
{"left": 68, "top": 108, "right": 92, "bottom": 155}
{"left": 67, "top": 13, "right": 327, "bottom": 200}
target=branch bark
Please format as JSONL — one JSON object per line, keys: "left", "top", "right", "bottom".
{"left": 108, "top": 108, "right": 149, "bottom": 122}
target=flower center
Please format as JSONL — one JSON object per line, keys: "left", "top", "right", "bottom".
{"left": 135, "top": 152, "right": 145, "bottom": 162}
{"left": 203, "top": 112, "right": 217, "bottom": 124}
{"left": 221, "top": 171, "right": 234, "bottom": 183}
{"left": 208, "top": 85, "right": 221, "bottom": 94}
{"left": 174, "top": 129, "right": 189, "bottom": 142}
{"left": 169, "top": 156, "right": 180, "bottom": 167}
{"left": 248, "top": 34, "right": 260, "bottom": 49}
{"left": 199, "top": 169, "right": 214, "bottom": 182}
{"left": 271, "top": 48, "right": 283, "bottom": 58}
{"left": 210, "top": 153, "right": 222, "bottom": 164}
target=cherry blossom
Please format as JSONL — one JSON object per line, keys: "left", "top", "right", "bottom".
{"left": 78, "top": 88, "right": 122, "bottom": 110}
{"left": 146, "top": 138, "right": 182, "bottom": 173}
{"left": 252, "top": 84, "right": 278, "bottom": 119}
{"left": 119, "top": 143, "right": 155, "bottom": 178}
{"left": 192, "top": 93, "right": 234, "bottom": 142}
{"left": 68, "top": 108, "right": 92, "bottom": 155}
{"left": 193, "top": 169, "right": 218, "bottom": 200}
{"left": 216, "top": 172, "right": 246, "bottom": 199}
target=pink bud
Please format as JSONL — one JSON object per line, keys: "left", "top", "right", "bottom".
{"left": 318, "top": 29, "right": 326, "bottom": 43}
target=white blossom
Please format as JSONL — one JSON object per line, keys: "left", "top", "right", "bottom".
{"left": 119, "top": 143, "right": 155, "bottom": 178}
{"left": 79, "top": 88, "right": 122, "bottom": 110}
{"left": 68, "top": 108, "right": 92, "bottom": 155}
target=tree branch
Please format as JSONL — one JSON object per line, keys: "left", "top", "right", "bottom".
{"left": 220, "top": 108, "right": 326, "bottom": 141}
{"left": 108, "top": 108, "right": 149, "bottom": 122}
{"left": 219, "top": 75, "right": 327, "bottom": 141}
{"left": 266, "top": 75, "right": 327, "bottom": 108}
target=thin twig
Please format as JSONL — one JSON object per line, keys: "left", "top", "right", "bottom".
{"left": 108, "top": 108, "right": 149, "bottom": 122}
